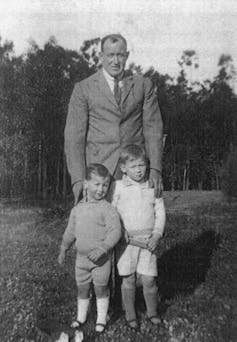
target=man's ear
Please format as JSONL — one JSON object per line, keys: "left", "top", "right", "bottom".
{"left": 99, "top": 51, "right": 104, "bottom": 62}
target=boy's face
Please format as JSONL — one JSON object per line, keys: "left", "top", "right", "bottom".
{"left": 121, "top": 157, "right": 147, "bottom": 183}
{"left": 85, "top": 174, "right": 110, "bottom": 201}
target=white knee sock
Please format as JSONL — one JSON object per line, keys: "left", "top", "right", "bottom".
{"left": 96, "top": 296, "right": 109, "bottom": 332}
{"left": 77, "top": 298, "right": 90, "bottom": 324}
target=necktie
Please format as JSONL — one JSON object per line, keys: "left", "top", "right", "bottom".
{"left": 114, "top": 79, "right": 121, "bottom": 105}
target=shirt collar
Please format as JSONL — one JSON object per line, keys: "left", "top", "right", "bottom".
{"left": 121, "top": 175, "right": 149, "bottom": 188}
{"left": 81, "top": 197, "right": 106, "bottom": 204}
{"left": 102, "top": 68, "right": 124, "bottom": 83}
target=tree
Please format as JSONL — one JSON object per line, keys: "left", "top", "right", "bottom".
{"left": 0, "top": 37, "right": 29, "bottom": 196}
{"left": 80, "top": 37, "right": 101, "bottom": 71}
{"left": 22, "top": 37, "right": 92, "bottom": 198}
{"left": 178, "top": 50, "right": 199, "bottom": 87}
{"left": 1, "top": 35, "right": 236, "bottom": 197}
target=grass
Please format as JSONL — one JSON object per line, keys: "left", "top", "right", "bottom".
{"left": 0, "top": 191, "right": 236, "bottom": 342}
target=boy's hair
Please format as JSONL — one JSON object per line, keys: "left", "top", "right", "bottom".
{"left": 85, "top": 163, "right": 111, "bottom": 180}
{"left": 119, "top": 144, "right": 147, "bottom": 165}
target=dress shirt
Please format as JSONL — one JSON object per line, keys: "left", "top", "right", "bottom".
{"left": 102, "top": 68, "right": 123, "bottom": 94}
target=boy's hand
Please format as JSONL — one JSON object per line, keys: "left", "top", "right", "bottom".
{"left": 88, "top": 248, "right": 106, "bottom": 263}
{"left": 58, "top": 251, "right": 65, "bottom": 265}
{"left": 147, "top": 234, "right": 161, "bottom": 252}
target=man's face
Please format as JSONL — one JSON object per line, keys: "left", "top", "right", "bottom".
{"left": 121, "top": 158, "right": 147, "bottom": 183}
{"left": 100, "top": 39, "right": 129, "bottom": 78}
{"left": 85, "top": 174, "right": 110, "bottom": 201}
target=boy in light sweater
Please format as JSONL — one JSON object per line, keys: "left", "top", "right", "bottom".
{"left": 112, "top": 145, "right": 166, "bottom": 330}
{"left": 58, "top": 164, "right": 121, "bottom": 333}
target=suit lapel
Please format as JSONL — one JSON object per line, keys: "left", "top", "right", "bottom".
{"left": 94, "top": 70, "right": 119, "bottom": 109}
{"left": 121, "top": 75, "right": 134, "bottom": 104}
{"left": 93, "top": 70, "right": 135, "bottom": 110}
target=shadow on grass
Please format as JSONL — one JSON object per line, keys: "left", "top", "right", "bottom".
{"left": 135, "top": 230, "right": 221, "bottom": 316}
{"left": 157, "top": 230, "right": 220, "bottom": 301}
{"left": 34, "top": 272, "right": 105, "bottom": 341}
{"left": 32, "top": 230, "right": 221, "bottom": 339}
{"left": 32, "top": 271, "right": 77, "bottom": 340}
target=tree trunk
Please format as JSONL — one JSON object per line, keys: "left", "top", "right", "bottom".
{"left": 56, "top": 155, "right": 60, "bottom": 196}
{"left": 62, "top": 153, "right": 67, "bottom": 197}
{"left": 186, "top": 160, "right": 190, "bottom": 190}
{"left": 171, "top": 178, "right": 175, "bottom": 191}
{"left": 42, "top": 147, "right": 47, "bottom": 200}
{"left": 198, "top": 180, "right": 203, "bottom": 190}
{"left": 183, "top": 166, "right": 187, "bottom": 191}
{"left": 213, "top": 162, "right": 220, "bottom": 190}
{"left": 37, "top": 139, "right": 42, "bottom": 197}
{"left": 24, "top": 151, "right": 28, "bottom": 196}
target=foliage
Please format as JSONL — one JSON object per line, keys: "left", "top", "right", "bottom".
{"left": 220, "top": 145, "right": 237, "bottom": 201}
{"left": 0, "top": 36, "right": 93, "bottom": 198}
{"left": 0, "top": 36, "right": 236, "bottom": 198}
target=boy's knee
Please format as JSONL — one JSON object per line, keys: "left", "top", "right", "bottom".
{"left": 122, "top": 273, "right": 136, "bottom": 289}
{"left": 142, "top": 275, "right": 157, "bottom": 290}
{"left": 78, "top": 283, "right": 91, "bottom": 298}
{"left": 94, "top": 285, "right": 109, "bottom": 298}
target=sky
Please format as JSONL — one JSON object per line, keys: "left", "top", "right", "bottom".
{"left": 0, "top": 0, "right": 237, "bottom": 83}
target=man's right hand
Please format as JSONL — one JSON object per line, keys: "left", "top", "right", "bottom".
{"left": 58, "top": 251, "right": 65, "bottom": 265}
{"left": 73, "top": 181, "right": 83, "bottom": 205}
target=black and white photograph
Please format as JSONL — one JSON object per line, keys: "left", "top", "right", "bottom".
{"left": 0, "top": 0, "right": 236, "bottom": 341}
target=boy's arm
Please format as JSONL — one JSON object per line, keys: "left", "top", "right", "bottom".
{"left": 88, "top": 206, "right": 121, "bottom": 263}
{"left": 147, "top": 197, "right": 166, "bottom": 252}
{"left": 100, "top": 206, "right": 122, "bottom": 253}
{"left": 58, "top": 208, "right": 77, "bottom": 264}
{"left": 153, "top": 197, "right": 166, "bottom": 236}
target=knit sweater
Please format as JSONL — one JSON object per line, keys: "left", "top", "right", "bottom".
{"left": 61, "top": 199, "right": 121, "bottom": 256}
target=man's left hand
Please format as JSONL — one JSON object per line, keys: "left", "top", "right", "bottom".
{"left": 149, "top": 169, "right": 163, "bottom": 198}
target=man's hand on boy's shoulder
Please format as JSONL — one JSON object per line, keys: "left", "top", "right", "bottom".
{"left": 73, "top": 181, "right": 83, "bottom": 205}
{"left": 147, "top": 233, "right": 162, "bottom": 252}
{"left": 58, "top": 251, "right": 66, "bottom": 265}
{"left": 149, "top": 169, "right": 163, "bottom": 198}
{"left": 88, "top": 248, "right": 106, "bottom": 263}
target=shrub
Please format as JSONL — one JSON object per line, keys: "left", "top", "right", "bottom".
{"left": 220, "top": 145, "right": 237, "bottom": 201}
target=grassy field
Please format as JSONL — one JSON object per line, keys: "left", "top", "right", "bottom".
{"left": 0, "top": 191, "right": 236, "bottom": 342}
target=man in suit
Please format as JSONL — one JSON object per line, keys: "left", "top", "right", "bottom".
{"left": 65, "top": 33, "right": 163, "bottom": 203}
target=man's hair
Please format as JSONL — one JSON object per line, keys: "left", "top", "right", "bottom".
{"left": 119, "top": 144, "right": 147, "bottom": 165}
{"left": 86, "top": 163, "right": 111, "bottom": 180}
{"left": 101, "top": 34, "right": 127, "bottom": 51}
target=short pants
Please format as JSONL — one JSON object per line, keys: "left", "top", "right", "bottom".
{"left": 117, "top": 240, "right": 158, "bottom": 277}
{"left": 75, "top": 254, "right": 111, "bottom": 286}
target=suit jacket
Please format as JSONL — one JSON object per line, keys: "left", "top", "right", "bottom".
{"left": 64, "top": 69, "right": 163, "bottom": 185}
